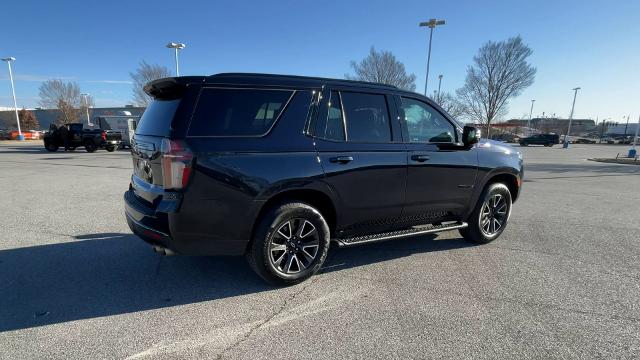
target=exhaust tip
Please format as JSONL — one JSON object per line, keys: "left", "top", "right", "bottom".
{"left": 152, "top": 245, "right": 175, "bottom": 256}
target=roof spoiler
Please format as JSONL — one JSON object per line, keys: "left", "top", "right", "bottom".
{"left": 144, "top": 78, "right": 190, "bottom": 100}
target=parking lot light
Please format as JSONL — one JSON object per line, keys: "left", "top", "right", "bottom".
{"left": 526, "top": 99, "right": 535, "bottom": 136}
{"left": 166, "top": 42, "right": 186, "bottom": 76}
{"left": 81, "top": 93, "right": 93, "bottom": 126}
{"left": 1, "top": 57, "right": 22, "bottom": 140}
{"left": 629, "top": 115, "right": 640, "bottom": 158}
{"left": 563, "top": 87, "right": 580, "bottom": 149}
{"left": 419, "top": 18, "right": 445, "bottom": 96}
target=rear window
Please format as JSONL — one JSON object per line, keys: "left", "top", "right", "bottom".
{"left": 135, "top": 99, "right": 180, "bottom": 137}
{"left": 188, "top": 88, "right": 294, "bottom": 137}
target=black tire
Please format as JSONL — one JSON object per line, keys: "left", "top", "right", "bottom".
{"left": 460, "top": 183, "right": 512, "bottom": 244}
{"left": 106, "top": 146, "right": 115, "bottom": 152}
{"left": 68, "top": 147, "right": 76, "bottom": 151}
{"left": 247, "top": 202, "right": 330, "bottom": 286}
{"left": 45, "top": 142, "right": 59, "bottom": 152}
{"left": 520, "top": 142, "right": 528, "bottom": 147}
{"left": 84, "top": 141, "right": 97, "bottom": 153}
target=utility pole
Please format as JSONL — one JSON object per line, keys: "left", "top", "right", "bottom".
{"left": 437, "top": 74, "right": 443, "bottom": 102}
{"left": 563, "top": 87, "right": 581, "bottom": 149}
{"left": 419, "top": 18, "right": 445, "bottom": 96}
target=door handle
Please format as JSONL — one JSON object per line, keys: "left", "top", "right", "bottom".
{"left": 411, "top": 154, "right": 431, "bottom": 162}
{"left": 329, "top": 156, "right": 354, "bottom": 164}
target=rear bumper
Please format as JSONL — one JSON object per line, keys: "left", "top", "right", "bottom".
{"left": 124, "top": 189, "right": 248, "bottom": 256}
{"left": 124, "top": 189, "right": 172, "bottom": 247}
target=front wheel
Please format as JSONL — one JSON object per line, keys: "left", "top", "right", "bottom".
{"left": 106, "top": 146, "right": 115, "bottom": 152}
{"left": 247, "top": 202, "right": 330, "bottom": 285}
{"left": 460, "top": 183, "right": 512, "bottom": 244}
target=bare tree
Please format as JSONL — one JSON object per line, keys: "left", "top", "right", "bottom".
{"left": 56, "top": 100, "right": 80, "bottom": 124}
{"left": 130, "top": 61, "right": 171, "bottom": 106}
{"left": 18, "top": 108, "right": 40, "bottom": 130}
{"left": 38, "top": 80, "right": 82, "bottom": 124}
{"left": 456, "top": 36, "right": 536, "bottom": 137}
{"left": 346, "top": 47, "right": 417, "bottom": 91}
{"left": 38, "top": 79, "right": 81, "bottom": 108}
{"left": 435, "top": 92, "right": 465, "bottom": 120}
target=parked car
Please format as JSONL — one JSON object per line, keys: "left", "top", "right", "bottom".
{"left": 124, "top": 73, "right": 524, "bottom": 285}
{"left": 43, "top": 123, "right": 122, "bottom": 152}
{"left": 519, "top": 133, "right": 560, "bottom": 146}
{"left": 573, "top": 138, "right": 596, "bottom": 144}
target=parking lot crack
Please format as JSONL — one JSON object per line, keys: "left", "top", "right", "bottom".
{"left": 213, "top": 277, "right": 319, "bottom": 359}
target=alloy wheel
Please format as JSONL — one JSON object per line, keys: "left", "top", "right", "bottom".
{"left": 268, "top": 218, "right": 320, "bottom": 275}
{"left": 479, "top": 193, "right": 509, "bottom": 236}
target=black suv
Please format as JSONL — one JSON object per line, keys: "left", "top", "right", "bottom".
{"left": 124, "top": 73, "right": 523, "bottom": 285}
{"left": 519, "top": 133, "right": 560, "bottom": 147}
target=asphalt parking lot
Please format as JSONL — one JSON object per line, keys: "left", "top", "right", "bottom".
{"left": 1, "top": 141, "right": 639, "bottom": 359}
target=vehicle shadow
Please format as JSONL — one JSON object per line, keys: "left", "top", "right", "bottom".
{"left": 322, "top": 234, "right": 475, "bottom": 274}
{"left": 0, "top": 232, "right": 473, "bottom": 332}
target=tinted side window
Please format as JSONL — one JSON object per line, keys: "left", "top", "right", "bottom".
{"left": 341, "top": 92, "right": 391, "bottom": 143}
{"left": 316, "top": 91, "right": 346, "bottom": 141}
{"left": 189, "top": 88, "right": 293, "bottom": 136}
{"left": 400, "top": 97, "right": 455, "bottom": 143}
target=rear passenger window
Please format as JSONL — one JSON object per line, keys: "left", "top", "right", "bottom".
{"left": 189, "top": 88, "right": 294, "bottom": 136}
{"left": 341, "top": 92, "right": 391, "bottom": 142}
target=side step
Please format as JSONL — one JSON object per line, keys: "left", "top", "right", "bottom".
{"left": 334, "top": 221, "right": 468, "bottom": 247}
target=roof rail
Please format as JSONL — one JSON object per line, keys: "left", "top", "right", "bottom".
{"left": 208, "top": 73, "right": 399, "bottom": 90}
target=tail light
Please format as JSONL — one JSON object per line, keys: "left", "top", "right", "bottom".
{"left": 101, "top": 131, "right": 107, "bottom": 141}
{"left": 160, "top": 139, "right": 194, "bottom": 190}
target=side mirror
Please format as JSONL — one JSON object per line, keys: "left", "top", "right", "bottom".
{"left": 462, "top": 126, "right": 480, "bottom": 147}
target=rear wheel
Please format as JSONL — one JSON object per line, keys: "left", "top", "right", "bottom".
{"left": 45, "top": 142, "right": 59, "bottom": 152}
{"left": 84, "top": 141, "right": 97, "bottom": 153}
{"left": 520, "top": 142, "right": 528, "bottom": 147}
{"left": 247, "top": 202, "right": 330, "bottom": 285}
{"left": 460, "top": 183, "right": 512, "bottom": 244}
{"left": 106, "top": 146, "right": 115, "bottom": 152}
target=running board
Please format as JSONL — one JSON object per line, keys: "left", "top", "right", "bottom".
{"left": 334, "top": 221, "right": 468, "bottom": 247}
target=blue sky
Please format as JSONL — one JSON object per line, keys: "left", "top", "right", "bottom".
{"left": 0, "top": 0, "right": 638, "bottom": 122}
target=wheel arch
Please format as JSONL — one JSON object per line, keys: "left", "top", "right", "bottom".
{"left": 487, "top": 172, "right": 520, "bottom": 202}
{"left": 248, "top": 188, "right": 338, "bottom": 252}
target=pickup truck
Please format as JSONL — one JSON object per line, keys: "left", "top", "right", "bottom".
{"left": 43, "top": 123, "right": 122, "bottom": 152}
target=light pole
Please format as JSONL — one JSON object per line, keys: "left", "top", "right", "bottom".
{"left": 81, "top": 93, "right": 93, "bottom": 126}
{"left": 437, "top": 74, "right": 443, "bottom": 103}
{"left": 629, "top": 115, "right": 639, "bottom": 158}
{"left": 526, "top": 99, "right": 535, "bottom": 136}
{"left": 166, "top": 42, "right": 186, "bottom": 76}
{"left": 624, "top": 114, "right": 630, "bottom": 136}
{"left": 599, "top": 117, "right": 611, "bottom": 143}
{"left": 563, "top": 87, "right": 581, "bottom": 149}
{"left": 2, "top": 57, "right": 22, "bottom": 140}
{"left": 419, "top": 18, "right": 445, "bottom": 96}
